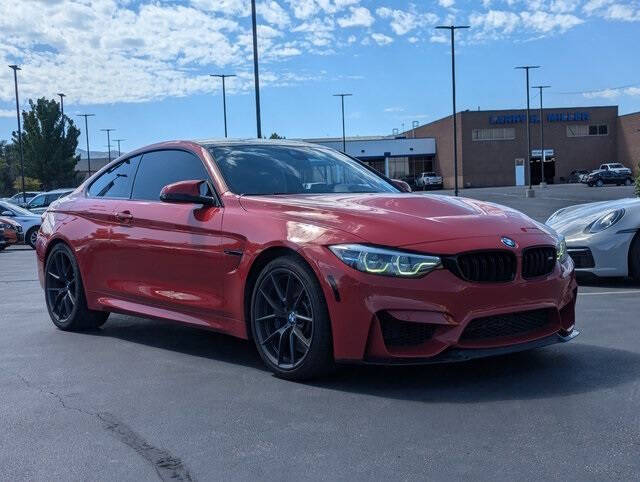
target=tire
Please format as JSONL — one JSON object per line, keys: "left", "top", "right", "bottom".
{"left": 596, "top": 179, "right": 604, "bottom": 187}
{"left": 44, "top": 243, "right": 109, "bottom": 331}
{"left": 250, "top": 255, "right": 333, "bottom": 380}
{"left": 629, "top": 234, "right": 640, "bottom": 282}
{"left": 26, "top": 226, "right": 39, "bottom": 249}
{"left": 625, "top": 178, "right": 632, "bottom": 186}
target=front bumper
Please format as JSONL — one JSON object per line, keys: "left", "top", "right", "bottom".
{"left": 359, "top": 330, "right": 579, "bottom": 365}
{"left": 305, "top": 240, "right": 578, "bottom": 363}
{"left": 565, "top": 229, "right": 635, "bottom": 277}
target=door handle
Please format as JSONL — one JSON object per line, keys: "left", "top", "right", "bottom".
{"left": 115, "top": 211, "right": 133, "bottom": 222}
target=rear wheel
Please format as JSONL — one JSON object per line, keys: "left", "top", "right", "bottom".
{"left": 625, "top": 178, "right": 633, "bottom": 186}
{"left": 596, "top": 179, "right": 604, "bottom": 187}
{"left": 629, "top": 234, "right": 640, "bottom": 282}
{"left": 250, "top": 256, "right": 333, "bottom": 380}
{"left": 45, "top": 243, "right": 109, "bottom": 331}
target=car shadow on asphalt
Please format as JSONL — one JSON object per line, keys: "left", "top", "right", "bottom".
{"left": 577, "top": 275, "right": 639, "bottom": 288}
{"left": 92, "top": 315, "right": 640, "bottom": 403}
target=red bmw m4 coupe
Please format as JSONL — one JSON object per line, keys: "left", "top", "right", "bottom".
{"left": 37, "top": 140, "right": 578, "bottom": 379}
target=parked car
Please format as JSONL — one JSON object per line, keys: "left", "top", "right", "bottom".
{"left": 586, "top": 170, "right": 634, "bottom": 187}
{"left": 599, "top": 163, "right": 633, "bottom": 176}
{"left": 566, "top": 170, "right": 590, "bottom": 183}
{"left": 547, "top": 198, "right": 640, "bottom": 280}
{"left": 0, "top": 216, "right": 22, "bottom": 250}
{"left": 415, "top": 172, "right": 443, "bottom": 190}
{"left": 0, "top": 191, "right": 42, "bottom": 207}
{"left": 37, "top": 139, "right": 578, "bottom": 380}
{"left": 0, "top": 200, "right": 42, "bottom": 248}
{"left": 26, "top": 188, "right": 74, "bottom": 214}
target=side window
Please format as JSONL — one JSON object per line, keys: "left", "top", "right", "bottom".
{"left": 131, "top": 150, "right": 211, "bottom": 201}
{"left": 28, "top": 194, "right": 46, "bottom": 208}
{"left": 88, "top": 155, "right": 141, "bottom": 199}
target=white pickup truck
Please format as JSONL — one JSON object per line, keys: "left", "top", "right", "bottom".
{"left": 599, "top": 163, "right": 632, "bottom": 175}
{"left": 415, "top": 172, "right": 443, "bottom": 190}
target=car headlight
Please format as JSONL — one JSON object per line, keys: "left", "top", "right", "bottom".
{"left": 556, "top": 236, "right": 568, "bottom": 263}
{"left": 329, "top": 244, "right": 441, "bottom": 278}
{"left": 585, "top": 209, "right": 625, "bottom": 233}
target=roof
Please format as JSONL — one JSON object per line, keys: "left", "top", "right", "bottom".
{"left": 195, "top": 138, "right": 315, "bottom": 148}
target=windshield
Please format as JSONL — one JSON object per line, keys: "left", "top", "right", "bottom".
{"left": 0, "top": 201, "right": 33, "bottom": 216}
{"left": 208, "top": 145, "right": 398, "bottom": 195}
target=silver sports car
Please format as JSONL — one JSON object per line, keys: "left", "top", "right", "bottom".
{"left": 547, "top": 198, "right": 640, "bottom": 280}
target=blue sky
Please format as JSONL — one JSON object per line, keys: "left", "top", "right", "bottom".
{"left": 1, "top": 0, "right": 639, "bottom": 154}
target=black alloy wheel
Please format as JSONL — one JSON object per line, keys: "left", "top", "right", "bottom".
{"left": 251, "top": 256, "right": 333, "bottom": 380}
{"left": 45, "top": 244, "right": 109, "bottom": 330}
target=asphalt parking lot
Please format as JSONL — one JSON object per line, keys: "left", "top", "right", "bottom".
{"left": 1, "top": 183, "right": 638, "bottom": 481}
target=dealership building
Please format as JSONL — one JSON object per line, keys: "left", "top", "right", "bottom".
{"left": 404, "top": 106, "right": 640, "bottom": 188}
{"left": 307, "top": 106, "right": 640, "bottom": 189}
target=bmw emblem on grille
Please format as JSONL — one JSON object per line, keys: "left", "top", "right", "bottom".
{"left": 501, "top": 237, "right": 517, "bottom": 248}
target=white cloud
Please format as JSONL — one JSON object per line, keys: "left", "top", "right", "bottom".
{"left": 258, "top": 1, "right": 291, "bottom": 28}
{"left": 371, "top": 33, "right": 394, "bottom": 45}
{"left": 439, "top": 0, "right": 455, "bottom": 7}
{"left": 384, "top": 106, "right": 405, "bottom": 112}
{"left": 337, "top": 6, "right": 374, "bottom": 28}
{"left": 376, "top": 7, "right": 438, "bottom": 35}
{"left": 0, "top": 108, "right": 15, "bottom": 118}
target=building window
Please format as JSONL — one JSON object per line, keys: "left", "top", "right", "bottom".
{"left": 472, "top": 128, "right": 516, "bottom": 141}
{"left": 567, "top": 124, "right": 608, "bottom": 137}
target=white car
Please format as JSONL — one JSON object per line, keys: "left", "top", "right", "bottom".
{"left": 415, "top": 172, "right": 443, "bottom": 190}
{"left": 547, "top": 198, "right": 640, "bottom": 280}
{"left": 0, "top": 200, "right": 41, "bottom": 248}
{"left": 25, "top": 188, "right": 74, "bottom": 214}
{"left": 599, "top": 163, "right": 633, "bottom": 176}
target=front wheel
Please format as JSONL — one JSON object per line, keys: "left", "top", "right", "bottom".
{"left": 45, "top": 243, "right": 109, "bottom": 331}
{"left": 625, "top": 178, "right": 633, "bottom": 186}
{"left": 26, "top": 227, "right": 39, "bottom": 249}
{"left": 596, "top": 179, "right": 604, "bottom": 187}
{"left": 250, "top": 256, "right": 333, "bottom": 380}
{"left": 630, "top": 234, "right": 640, "bottom": 282}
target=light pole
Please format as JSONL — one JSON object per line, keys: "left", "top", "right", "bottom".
{"left": 251, "top": 0, "right": 262, "bottom": 138}
{"left": 333, "top": 93, "right": 352, "bottom": 153}
{"left": 9, "top": 65, "right": 26, "bottom": 204}
{"left": 57, "top": 93, "right": 66, "bottom": 136}
{"left": 210, "top": 74, "right": 236, "bottom": 137}
{"left": 436, "top": 25, "right": 469, "bottom": 197}
{"left": 77, "top": 114, "right": 95, "bottom": 175}
{"left": 100, "top": 128, "right": 115, "bottom": 162}
{"left": 515, "top": 65, "right": 540, "bottom": 197}
{"left": 532, "top": 85, "right": 550, "bottom": 187}
{"left": 113, "top": 139, "right": 126, "bottom": 157}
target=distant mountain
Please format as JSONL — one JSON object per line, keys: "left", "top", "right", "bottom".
{"left": 76, "top": 149, "right": 115, "bottom": 160}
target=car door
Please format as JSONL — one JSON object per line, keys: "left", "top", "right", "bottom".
{"left": 110, "top": 149, "right": 227, "bottom": 328}
{"left": 79, "top": 155, "right": 142, "bottom": 297}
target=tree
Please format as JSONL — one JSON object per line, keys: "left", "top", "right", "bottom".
{"left": 12, "top": 97, "right": 80, "bottom": 190}
{"left": 269, "top": 132, "right": 285, "bottom": 139}
{"left": 0, "top": 141, "right": 18, "bottom": 196}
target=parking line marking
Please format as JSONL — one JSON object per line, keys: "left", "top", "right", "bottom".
{"left": 579, "top": 290, "right": 640, "bottom": 296}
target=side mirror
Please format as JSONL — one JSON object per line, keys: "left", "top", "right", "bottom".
{"left": 391, "top": 179, "right": 412, "bottom": 192}
{"left": 1, "top": 210, "right": 13, "bottom": 216}
{"left": 160, "top": 180, "right": 216, "bottom": 206}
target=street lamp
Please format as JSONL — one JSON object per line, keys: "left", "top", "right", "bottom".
{"left": 333, "top": 93, "right": 352, "bottom": 153}
{"left": 9, "top": 65, "right": 26, "bottom": 204}
{"left": 532, "top": 85, "right": 551, "bottom": 187}
{"left": 436, "top": 25, "right": 469, "bottom": 197}
{"left": 100, "top": 129, "right": 115, "bottom": 162}
{"left": 210, "top": 74, "right": 236, "bottom": 137}
{"left": 77, "top": 114, "right": 95, "bottom": 175}
{"left": 251, "top": 0, "right": 262, "bottom": 138}
{"left": 57, "top": 93, "right": 66, "bottom": 134}
{"left": 515, "top": 65, "right": 540, "bottom": 197}
{"left": 113, "top": 139, "right": 126, "bottom": 157}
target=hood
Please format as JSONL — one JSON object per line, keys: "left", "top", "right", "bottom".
{"left": 239, "top": 193, "right": 551, "bottom": 250}
{"left": 547, "top": 198, "right": 638, "bottom": 237}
